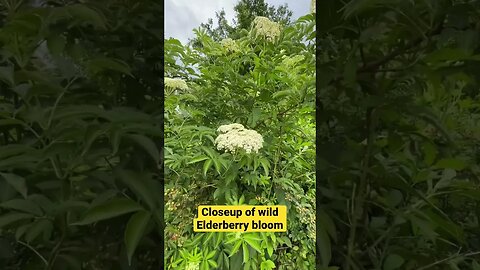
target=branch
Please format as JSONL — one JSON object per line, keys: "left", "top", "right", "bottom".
{"left": 358, "top": 20, "right": 444, "bottom": 73}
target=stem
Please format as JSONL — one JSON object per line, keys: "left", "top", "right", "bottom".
{"left": 345, "top": 107, "right": 376, "bottom": 270}
{"left": 18, "top": 240, "right": 48, "bottom": 266}
{"left": 417, "top": 251, "right": 480, "bottom": 270}
{"left": 46, "top": 156, "right": 69, "bottom": 269}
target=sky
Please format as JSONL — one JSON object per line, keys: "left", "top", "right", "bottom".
{"left": 165, "top": 0, "right": 310, "bottom": 44}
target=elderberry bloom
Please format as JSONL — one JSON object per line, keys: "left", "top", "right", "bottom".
{"left": 252, "top": 16, "right": 282, "bottom": 42}
{"left": 164, "top": 77, "right": 188, "bottom": 91}
{"left": 185, "top": 262, "right": 199, "bottom": 270}
{"left": 221, "top": 38, "right": 240, "bottom": 53}
{"left": 215, "top": 123, "right": 264, "bottom": 154}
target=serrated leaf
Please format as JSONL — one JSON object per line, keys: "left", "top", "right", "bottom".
{"left": 125, "top": 210, "right": 151, "bottom": 266}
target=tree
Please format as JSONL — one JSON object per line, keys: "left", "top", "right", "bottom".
{"left": 194, "top": 0, "right": 293, "bottom": 42}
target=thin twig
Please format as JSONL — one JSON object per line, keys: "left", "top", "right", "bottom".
{"left": 17, "top": 240, "right": 48, "bottom": 266}
{"left": 417, "top": 251, "right": 480, "bottom": 270}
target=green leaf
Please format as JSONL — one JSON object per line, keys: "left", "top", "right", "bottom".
{"left": 435, "top": 158, "right": 467, "bottom": 170}
{"left": 0, "top": 66, "right": 14, "bottom": 86}
{"left": 259, "top": 158, "right": 269, "bottom": 177}
{"left": 47, "top": 35, "right": 67, "bottom": 55}
{"left": 242, "top": 242, "right": 249, "bottom": 263}
{"left": 230, "top": 240, "right": 242, "bottom": 256}
{"left": 472, "top": 260, "right": 480, "bottom": 270}
{"left": 424, "top": 48, "right": 472, "bottom": 63}
{"left": 343, "top": 56, "right": 357, "bottom": 86}
{"left": 272, "top": 90, "right": 294, "bottom": 99}
{"left": 383, "top": 254, "right": 405, "bottom": 270}
{"left": 125, "top": 210, "right": 151, "bottom": 266}
{"left": 187, "top": 155, "right": 209, "bottom": 164}
{"left": 260, "top": 260, "right": 276, "bottom": 270}
{"left": 15, "top": 223, "right": 31, "bottom": 240}
{"left": 25, "top": 219, "right": 52, "bottom": 243}
{"left": 0, "top": 199, "right": 43, "bottom": 216}
{"left": 203, "top": 159, "right": 213, "bottom": 177}
{"left": 87, "top": 57, "right": 133, "bottom": 76}
{"left": 266, "top": 240, "right": 273, "bottom": 257}
{"left": 116, "top": 170, "right": 157, "bottom": 210}
{"left": 422, "top": 142, "right": 437, "bottom": 166}
{"left": 64, "top": 4, "right": 107, "bottom": 29}
{"left": 0, "top": 173, "right": 27, "bottom": 198}
{"left": 317, "top": 224, "right": 331, "bottom": 266}
{"left": 124, "top": 134, "right": 160, "bottom": 163}
{"left": 0, "top": 213, "right": 33, "bottom": 228}
{"left": 208, "top": 260, "right": 218, "bottom": 268}
{"left": 244, "top": 236, "right": 262, "bottom": 253}
{"left": 73, "top": 198, "right": 142, "bottom": 225}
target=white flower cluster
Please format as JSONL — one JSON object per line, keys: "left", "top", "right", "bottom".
{"left": 281, "top": 55, "right": 305, "bottom": 68}
{"left": 311, "top": 0, "right": 316, "bottom": 13}
{"left": 164, "top": 77, "right": 188, "bottom": 91}
{"left": 252, "top": 16, "right": 281, "bottom": 42}
{"left": 220, "top": 38, "right": 240, "bottom": 53}
{"left": 215, "top": 123, "right": 264, "bottom": 154}
{"left": 185, "top": 262, "right": 199, "bottom": 270}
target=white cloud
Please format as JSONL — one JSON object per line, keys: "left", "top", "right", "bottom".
{"left": 165, "top": 0, "right": 310, "bottom": 44}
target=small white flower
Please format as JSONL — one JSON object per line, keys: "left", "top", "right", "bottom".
{"left": 252, "top": 16, "right": 282, "bottom": 42}
{"left": 164, "top": 77, "right": 188, "bottom": 91}
{"left": 220, "top": 38, "right": 240, "bottom": 53}
{"left": 185, "top": 262, "right": 199, "bottom": 270}
{"left": 215, "top": 123, "right": 264, "bottom": 154}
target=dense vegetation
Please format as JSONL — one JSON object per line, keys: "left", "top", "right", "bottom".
{"left": 0, "top": 1, "right": 163, "bottom": 269}
{"left": 164, "top": 4, "right": 316, "bottom": 270}
{"left": 318, "top": 1, "right": 480, "bottom": 269}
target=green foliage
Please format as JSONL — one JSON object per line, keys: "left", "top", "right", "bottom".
{"left": 318, "top": 0, "right": 480, "bottom": 269}
{"left": 196, "top": 0, "right": 293, "bottom": 43}
{"left": 0, "top": 1, "right": 162, "bottom": 269}
{"left": 165, "top": 10, "right": 315, "bottom": 270}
